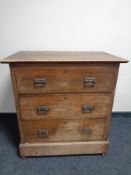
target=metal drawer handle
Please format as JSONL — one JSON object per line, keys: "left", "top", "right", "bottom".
{"left": 34, "top": 78, "right": 47, "bottom": 88}
{"left": 84, "top": 77, "right": 96, "bottom": 87}
{"left": 80, "top": 127, "right": 92, "bottom": 135}
{"left": 36, "top": 105, "right": 49, "bottom": 114}
{"left": 37, "top": 129, "right": 48, "bottom": 137}
{"left": 82, "top": 104, "right": 94, "bottom": 113}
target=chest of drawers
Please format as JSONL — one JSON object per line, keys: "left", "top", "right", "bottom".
{"left": 1, "top": 51, "right": 128, "bottom": 157}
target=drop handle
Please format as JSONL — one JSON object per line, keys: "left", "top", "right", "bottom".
{"left": 37, "top": 129, "right": 48, "bottom": 137}
{"left": 82, "top": 104, "right": 94, "bottom": 113}
{"left": 36, "top": 105, "right": 49, "bottom": 114}
{"left": 84, "top": 77, "right": 96, "bottom": 87}
{"left": 80, "top": 127, "right": 92, "bottom": 135}
{"left": 34, "top": 77, "right": 47, "bottom": 88}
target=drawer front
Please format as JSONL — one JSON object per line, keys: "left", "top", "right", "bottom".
{"left": 19, "top": 94, "right": 112, "bottom": 120}
{"left": 14, "top": 64, "right": 118, "bottom": 93}
{"left": 22, "top": 119, "right": 107, "bottom": 142}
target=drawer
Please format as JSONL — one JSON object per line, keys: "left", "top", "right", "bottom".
{"left": 19, "top": 94, "right": 112, "bottom": 120}
{"left": 22, "top": 119, "right": 107, "bottom": 142}
{"left": 14, "top": 63, "right": 118, "bottom": 93}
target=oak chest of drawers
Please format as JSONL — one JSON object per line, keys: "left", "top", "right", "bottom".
{"left": 1, "top": 51, "right": 128, "bottom": 157}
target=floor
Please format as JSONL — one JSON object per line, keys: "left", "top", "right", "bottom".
{"left": 0, "top": 114, "right": 131, "bottom": 175}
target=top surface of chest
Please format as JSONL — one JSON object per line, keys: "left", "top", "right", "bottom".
{"left": 1, "top": 51, "right": 128, "bottom": 63}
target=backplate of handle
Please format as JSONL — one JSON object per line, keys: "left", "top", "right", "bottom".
{"left": 82, "top": 104, "right": 94, "bottom": 113}
{"left": 36, "top": 105, "right": 49, "bottom": 114}
{"left": 84, "top": 77, "right": 96, "bottom": 87}
{"left": 34, "top": 77, "right": 47, "bottom": 88}
{"left": 37, "top": 129, "right": 48, "bottom": 137}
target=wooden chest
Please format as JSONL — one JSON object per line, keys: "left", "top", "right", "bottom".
{"left": 1, "top": 51, "right": 128, "bottom": 157}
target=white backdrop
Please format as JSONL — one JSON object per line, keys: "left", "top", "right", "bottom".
{"left": 0, "top": 0, "right": 131, "bottom": 112}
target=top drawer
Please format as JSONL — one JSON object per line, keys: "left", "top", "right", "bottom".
{"left": 13, "top": 63, "right": 119, "bottom": 94}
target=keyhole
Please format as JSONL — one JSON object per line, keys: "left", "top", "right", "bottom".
{"left": 64, "top": 96, "right": 67, "bottom": 99}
